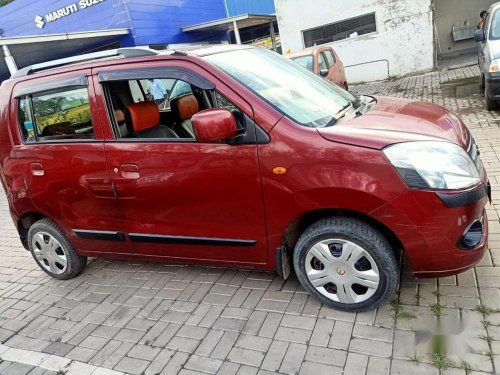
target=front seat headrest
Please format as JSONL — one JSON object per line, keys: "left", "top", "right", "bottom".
{"left": 171, "top": 95, "right": 199, "bottom": 121}
{"left": 125, "top": 101, "right": 160, "bottom": 134}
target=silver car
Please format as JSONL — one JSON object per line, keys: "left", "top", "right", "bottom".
{"left": 476, "top": 2, "right": 500, "bottom": 110}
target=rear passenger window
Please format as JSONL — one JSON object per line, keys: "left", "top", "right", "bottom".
{"left": 18, "top": 87, "right": 95, "bottom": 142}
{"left": 18, "top": 97, "right": 35, "bottom": 142}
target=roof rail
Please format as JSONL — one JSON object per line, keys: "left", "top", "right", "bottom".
{"left": 10, "top": 47, "right": 159, "bottom": 79}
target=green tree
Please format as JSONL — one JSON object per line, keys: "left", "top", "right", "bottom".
{"left": 0, "top": 0, "right": 15, "bottom": 7}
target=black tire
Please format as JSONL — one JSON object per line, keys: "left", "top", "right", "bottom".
{"left": 486, "top": 96, "right": 498, "bottom": 111}
{"left": 293, "top": 217, "right": 399, "bottom": 312}
{"left": 480, "top": 75, "right": 485, "bottom": 95}
{"left": 27, "top": 218, "right": 87, "bottom": 280}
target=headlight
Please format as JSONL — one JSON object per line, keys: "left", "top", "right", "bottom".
{"left": 490, "top": 59, "right": 500, "bottom": 73}
{"left": 383, "top": 141, "right": 480, "bottom": 190}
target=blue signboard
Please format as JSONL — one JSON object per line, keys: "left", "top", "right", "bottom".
{"left": 0, "top": 0, "right": 275, "bottom": 46}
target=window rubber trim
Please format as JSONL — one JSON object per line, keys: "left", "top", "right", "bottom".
{"left": 97, "top": 67, "right": 215, "bottom": 90}
{"left": 13, "top": 76, "right": 88, "bottom": 98}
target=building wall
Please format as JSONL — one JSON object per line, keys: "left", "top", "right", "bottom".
{"left": 0, "top": 0, "right": 229, "bottom": 46}
{"left": 275, "top": 0, "right": 435, "bottom": 83}
{"left": 434, "top": 0, "right": 496, "bottom": 57}
{"left": 224, "top": 0, "right": 276, "bottom": 17}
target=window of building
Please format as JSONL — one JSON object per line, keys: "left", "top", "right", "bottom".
{"left": 303, "top": 13, "right": 377, "bottom": 48}
{"left": 18, "top": 87, "right": 94, "bottom": 142}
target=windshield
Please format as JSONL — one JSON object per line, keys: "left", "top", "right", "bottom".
{"left": 291, "top": 55, "right": 314, "bottom": 71}
{"left": 491, "top": 9, "right": 500, "bottom": 39}
{"left": 204, "top": 48, "right": 356, "bottom": 128}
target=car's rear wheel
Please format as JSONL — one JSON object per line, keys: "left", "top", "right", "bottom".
{"left": 293, "top": 217, "right": 399, "bottom": 312}
{"left": 28, "top": 218, "right": 87, "bottom": 280}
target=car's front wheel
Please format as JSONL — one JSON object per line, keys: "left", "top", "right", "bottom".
{"left": 293, "top": 217, "right": 399, "bottom": 312}
{"left": 28, "top": 218, "right": 87, "bottom": 280}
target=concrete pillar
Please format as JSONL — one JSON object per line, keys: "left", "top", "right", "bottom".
{"left": 269, "top": 21, "right": 277, "bottom": 52}
{"left": 2, "top": 44, "right": 17, "bottom": 75}
{"left": 233, "top": 20, "right": 241, "bottom": 44}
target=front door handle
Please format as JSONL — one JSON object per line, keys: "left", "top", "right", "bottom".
{"left": 120, "top": 164, "right": 140, "bottom": 180}
{"left": 30, "top": 163, "right": 44, "bottom": 176}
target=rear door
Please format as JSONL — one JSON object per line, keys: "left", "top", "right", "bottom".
{"left": 92, "top": 61, "right": 269, "bottom": 266}
{"left": 11, "top": 72, "right": 130, "bottom": 255}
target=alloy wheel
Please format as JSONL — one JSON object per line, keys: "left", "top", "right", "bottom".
{"left": 31, "top": 231, "right": 68, "bottom": 275}
{"left": 305, "top": 239, "right": 380, "bottom": 304}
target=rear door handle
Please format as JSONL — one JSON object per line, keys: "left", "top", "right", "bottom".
{"left": 30, "top": 163, "right": 44, "bottom": 176}
{"left": 120, "top": 164, "right": 140, "bottom": 179}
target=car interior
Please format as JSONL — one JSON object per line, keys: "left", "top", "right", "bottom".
{"left": 105, "top": 78, "right": 245, "bottom": 140}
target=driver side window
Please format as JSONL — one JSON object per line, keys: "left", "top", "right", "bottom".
{"left": 106, "top": 76, "right": 244, "bottom": 141}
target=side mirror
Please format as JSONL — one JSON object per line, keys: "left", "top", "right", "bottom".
{"left": 192, "top": 109, "right": 238, "bottom": 142}
{"left": 320, "top": 69, "right": 329, "bottom": 77}
{"left": 475, "top": 29, "right": 486, "bottom": 42}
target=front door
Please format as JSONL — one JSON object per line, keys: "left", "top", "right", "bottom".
{"left": 93, "top": 62, "right": 268, "bottom": 265}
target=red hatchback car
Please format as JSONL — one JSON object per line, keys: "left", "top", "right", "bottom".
{"left": 0, "top": 46, "right": 490, "bottom": 312}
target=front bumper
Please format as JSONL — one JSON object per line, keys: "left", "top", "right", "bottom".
{"left": 485, "top": 72, "right": 500, "bottom": 100}
{"left": 370, "top": 183, "right": 489, "bottom": 278}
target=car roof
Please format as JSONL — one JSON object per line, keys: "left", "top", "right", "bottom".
{"left": 6, "top": 45, "right": 251, "bottom": 84}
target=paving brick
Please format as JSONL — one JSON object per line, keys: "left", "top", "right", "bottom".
{"left": 227, "top": 347, "right": 264, "bottom": 367}
{"left": 114, "top": 356, "right": 150, "bottom": 375}
{"left": 299, "top": 361, "right": 343, "bottom": 375}
{"left": 161, "top": 351, "right": 189, "bottom": 374}
{"left": 128, "top": 344, "right": 160, "bottom": 361}
{"left": 66, "top": 346, "right": 97, "bottom": 362}
{"left": 275, "top": 326, "right": 312, "bottom": 344}
{"left": 261, "top": 340, "right": 288, "bottom": 372}
{"left": 184, "top": 354, "right": 223, "bottom": 374}
{"left": 390, "top": 359, "right": 438, "bottom": 375}
{"left": 309, "top": 319, "right": 334, "bottom": 347}
{"left": 344, "top": 352, "right": 369, "bottom": 374}
{"left": 211, "top": 331, "right": 239, "bottom": 360}
{"left": 329, "top": 321, "right": 353, "bottom": 350}
{"left": 166, "top": 336, "right": 200, "bottom": 353}
{"left": 304, "top": 346, "right": 346, "bottom": 367}
{"left": 280, "top": 343, "right": 306, "bottom": 374}
{"left": 349, "top": 337, "right": 393, "bottom": 357}
{"left": 144, "top": 349, "right": 174, "bottom": 375}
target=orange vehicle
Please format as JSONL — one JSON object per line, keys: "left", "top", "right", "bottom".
{"left": 288, "top": 46, "right": 348, "bottom": 90}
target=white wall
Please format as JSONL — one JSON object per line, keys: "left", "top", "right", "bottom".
{"left": 275, "top": 0, "right": 435, "bottom": 83}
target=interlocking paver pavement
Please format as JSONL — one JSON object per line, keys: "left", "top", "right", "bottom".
{"left": 1, "top": 64, "right": 500, "bottom": 374}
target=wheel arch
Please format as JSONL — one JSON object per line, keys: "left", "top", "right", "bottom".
{"left": 17, "top": 212, "right": 46, "bottom": 250}
{"left": 282, "top": 208, "right": 404, "bottom": 259}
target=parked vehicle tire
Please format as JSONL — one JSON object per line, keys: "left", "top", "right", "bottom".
{"left": 479, "top": 75, "right": 485, "bottom": 95}
{"left": 28, "top": 218, "right": 87, "bottom": 280}
{"left": 486, "top": 95, "right": 498, "bottom": 111}
{"left": 343, "top": 83, "right": 349, "bottom": 91}
{"left": 293, "top": 217, "right": 399, "bottom": 312}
